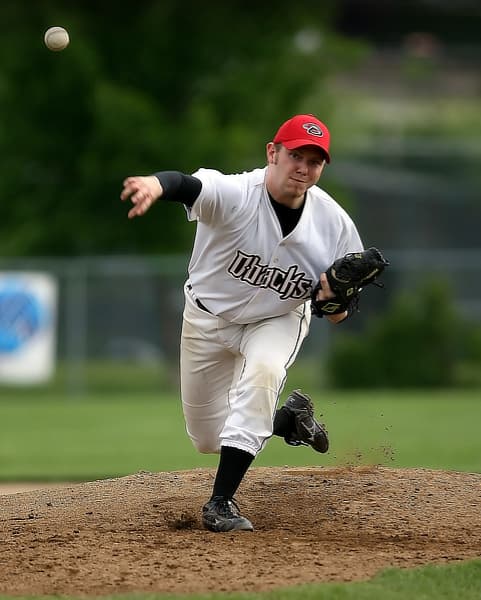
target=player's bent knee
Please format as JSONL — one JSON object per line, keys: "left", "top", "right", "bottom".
{"left": 248, "top": 359, "right": 286, "bottom": 389}
{"left": 191, "top": 438, "right": 221, "bottom": 454}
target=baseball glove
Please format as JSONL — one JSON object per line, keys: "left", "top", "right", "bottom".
{"left": 311, "top": 247, "right": 389, "bottom": 319}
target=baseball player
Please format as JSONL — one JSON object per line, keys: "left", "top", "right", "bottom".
{"left": 120, "top": 114, "right": 364, "bottom": 532}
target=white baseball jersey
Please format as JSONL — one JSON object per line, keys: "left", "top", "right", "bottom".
{"left": 185, "top": 167, "right": 363, "bottom": 324}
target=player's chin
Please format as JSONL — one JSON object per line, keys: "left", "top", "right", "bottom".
{"left": 287, "top": 179, "right": 308, "bottom": 194}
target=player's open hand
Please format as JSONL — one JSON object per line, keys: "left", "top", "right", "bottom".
{"left": 120, "top": 176, "right": 163, "bottom": 219}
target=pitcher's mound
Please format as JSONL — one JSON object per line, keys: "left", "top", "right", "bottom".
{"left": 1, "top": 466, "right": 480, "bottom": 596}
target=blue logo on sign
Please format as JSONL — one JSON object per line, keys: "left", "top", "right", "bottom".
{"left": 0, "top": 284, "right": 45, "bottom": 353}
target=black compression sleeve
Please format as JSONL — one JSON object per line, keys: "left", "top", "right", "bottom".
{"left": 153, "top": 171, "right": 202, "bottom": 207}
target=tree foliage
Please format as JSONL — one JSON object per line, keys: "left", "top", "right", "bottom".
{"left": 0, "top": 0, "right": 364, "bottom": 256}
{"left": 327, "top": 279, "right": 481, "bottom": 388}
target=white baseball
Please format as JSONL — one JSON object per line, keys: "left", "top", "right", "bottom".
{"left": 44, "top": 27, "right": 70, "bottom": 51}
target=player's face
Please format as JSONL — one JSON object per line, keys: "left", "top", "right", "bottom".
{"left": 266, "top": 143, "right": 326, "bottom": 206}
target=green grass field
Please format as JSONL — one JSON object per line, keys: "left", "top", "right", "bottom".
{"left": 1, "top": 386, "right": 480, "bottom": 600}
{"left": 0, "top": 560, "right": 480, "bottom": 600}
{"left": 0, "top": 388, "right": 479, "bottom": 480}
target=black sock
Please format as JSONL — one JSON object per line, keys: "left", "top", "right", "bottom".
{"left": 211, "top": 446, "right": 254, "bottom": 499}
{"left": 273, "top": 406, "right": 294, "bottom": 438}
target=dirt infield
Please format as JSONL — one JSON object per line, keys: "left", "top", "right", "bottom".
{"left": 0, "top": 466, "right": 480, "bottom": 596}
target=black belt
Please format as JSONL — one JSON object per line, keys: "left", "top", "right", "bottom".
{"left": 187, "top": 284, "right": 212, "bottom": 314}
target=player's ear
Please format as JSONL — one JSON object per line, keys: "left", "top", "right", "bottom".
{"left": 266, "top": 142, "right": 277, "bottom": 164}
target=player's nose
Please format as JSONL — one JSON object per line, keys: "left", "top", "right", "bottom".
{"left": 296, "top": 161, "right": 308, "bottom": 175}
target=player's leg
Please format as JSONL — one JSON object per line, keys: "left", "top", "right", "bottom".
{"left": 201, "top": 306, "right": 313, "bottom": 531}
{"left": 180, "top": 287, "right": 240, "bottom": 454}
{"left": 220, "top": 303, "right": 311, "bottom": 455}
{"left": 181, "top": 286, "right": 254, "bottom": 532}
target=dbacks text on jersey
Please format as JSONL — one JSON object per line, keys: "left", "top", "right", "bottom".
{"left": 228, "top": 250, "right": 312, "bottom": 300}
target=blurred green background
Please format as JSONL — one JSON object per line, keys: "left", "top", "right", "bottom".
{"left": 1, "top": 0, "right": 480, "bottom": 480}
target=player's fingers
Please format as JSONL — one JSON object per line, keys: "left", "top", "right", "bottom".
{"left": 120, "top": 189, "right": 132, "bottom": 202}
{"left": 123, "top": 176, "right": 160, "bottom": 218}
{"left": 319, "top": 272, "right": 335, "bottom": 299}
{"left": 128, "top": 206, "right": 141, "bottom": 219}
{"left": 131, "top": 188, "right": 153, "bottom": 206}
{"left": 122, "top": 176, "right": 142, "bottom": 188}
{"left": 127, "top": 196, "right": 153, "bottom": 219}
{"left": 121, "top": 176, "right": 149, "bottom": 202}
{"left": 120, "top": 179, "right": 140, "bottom": 202}
{"left": 128, "top": 204, "right": 145, "bottom": 219}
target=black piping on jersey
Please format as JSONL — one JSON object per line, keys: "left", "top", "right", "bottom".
{"left": 186, "top": 283, "right": 212, "bottom": 314}
{"left": 154, "top": 171, "right": 202, "bottom": 207}
{"left": 268, "top": 192, "right": 306, "bottom": 237}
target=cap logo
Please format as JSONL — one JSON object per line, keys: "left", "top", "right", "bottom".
{"left": 302, "top": 122, "right": 323, "bottom": 137}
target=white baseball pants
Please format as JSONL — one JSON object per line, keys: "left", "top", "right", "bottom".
{"left": 180, "top": 282, "right": 311, "bottom": 457}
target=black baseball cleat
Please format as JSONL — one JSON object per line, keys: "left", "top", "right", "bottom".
{"left": 284, "top": 389, "right": 329, "bottom": 453}
{"left": 202, "top": 496, "right": 254, "bottom": 532}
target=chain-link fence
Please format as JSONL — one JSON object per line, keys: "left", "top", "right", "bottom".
{"left": 1, "top": 249, "right": 480, "bottom": 395}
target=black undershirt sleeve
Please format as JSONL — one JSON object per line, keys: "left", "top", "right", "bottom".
{"left": 153, "top": 171, "right": 202, "bottom": 208}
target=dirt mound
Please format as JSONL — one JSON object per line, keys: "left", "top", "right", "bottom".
{"left": 0, "top": 466, "right": 480, "bottom": 596}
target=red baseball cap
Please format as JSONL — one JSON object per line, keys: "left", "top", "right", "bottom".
{"left": 273, "top": 114, "right": 331, "bottom": 163}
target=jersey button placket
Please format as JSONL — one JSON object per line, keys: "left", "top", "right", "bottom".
{"left": 272, "top": 241, "right": 284, "bottom": 265}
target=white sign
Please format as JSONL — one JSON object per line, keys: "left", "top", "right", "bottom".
{"left": 0, "top": 272, "right": 58, "bottom": 385}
